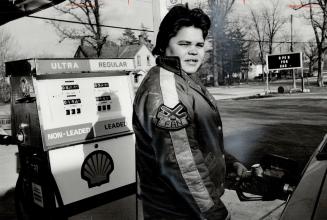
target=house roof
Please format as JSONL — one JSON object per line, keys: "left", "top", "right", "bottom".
{"left": 75, "top": 43, "right": 146, "bottom": 58}
{"left": 118, "top": 45, "right": 143, "bottom": 58}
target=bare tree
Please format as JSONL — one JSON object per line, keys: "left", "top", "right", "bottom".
{"left": 303, "top": 39, "right": 318, "bottom": 76}
{"left": 51, "top": 0, "right": 108, "bottom": 57}
{"left": 0, "top": 29, "right": 17, "bottom": 102}
{"left": 0, "top": 29, "right": 14, "bottom": 77}
{"left": 207, "top": 0, "right": 236, "bottom": 86}
{"left": 262, "top": 0, "right": 287, "bottom": 54}
{"left": 248, "top": 7, "right": 267, "bottom": 83}
{"left": 295, "top": 0, "right": 327, "bottom": 86}
{"left": 246, "top": 0, "right": 286, "bottom": 91}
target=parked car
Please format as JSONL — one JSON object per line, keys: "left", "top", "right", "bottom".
{"left": 231, "top": 134, "right": 327, "bottom": 220}
{"left": 280, "top": 134, "right": 327, "bottom": 220}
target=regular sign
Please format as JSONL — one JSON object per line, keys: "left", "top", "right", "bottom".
{"left": 35, "top": 58, "right": 135, "bottom": 74}
{"left": 267, "top": 52, "right": 302, "bottom": 70}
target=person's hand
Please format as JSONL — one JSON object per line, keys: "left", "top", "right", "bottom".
{"left": 232, "top": 162, "right": 248, "bottom": 181}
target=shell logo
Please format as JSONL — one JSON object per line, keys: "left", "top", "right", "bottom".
{"left": 81, "top": 150, "right": 114, "bottom": 188}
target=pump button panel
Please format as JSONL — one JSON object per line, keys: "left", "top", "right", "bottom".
{"left": 36, "top": 75, "right": 133, "bottom": 149}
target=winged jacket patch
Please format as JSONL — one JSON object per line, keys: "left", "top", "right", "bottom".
{"left": 155, "top": 103, "right": 190, "bottom": 130}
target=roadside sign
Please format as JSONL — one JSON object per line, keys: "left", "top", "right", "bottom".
{"left": 267, "top": 52, "right": 302, "bottom": 70}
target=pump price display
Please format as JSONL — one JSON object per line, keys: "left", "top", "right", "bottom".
{"left": 96, "top": 96, "right": 111, "bottom": 101}
{"left": 62, "top": 84, "right": 79, "bottom": 90}
{"left": 94, "top": 83, "right": 109, "bottom": 88}
{"left": 63, "top": 99, "right": 81, "bottom": 105}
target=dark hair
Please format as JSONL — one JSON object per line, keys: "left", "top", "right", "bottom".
{"left": 152, "top": 4, "right": 211, "bottom": 56}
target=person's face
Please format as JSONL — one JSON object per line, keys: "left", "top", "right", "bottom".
{"left": 165, "top": 26, "right": 205, "bottom": 74}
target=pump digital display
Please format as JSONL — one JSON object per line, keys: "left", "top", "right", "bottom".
{"left": 96, "top": 96, "right": 111, "bottom": 102}
{"left": 62, "top": 85, "right": 79, "bottom": 90}
{"left": 94, "top": 83, "right": 109, "bottom": 88}
{"left": 63, "top": 99, "right": 81, "bottom": 105}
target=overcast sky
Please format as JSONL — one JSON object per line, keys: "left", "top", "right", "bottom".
{"left": 1, "top": 0, "right": 314, "bottom": 59}
{"left": 233, "top": 0, "right": 314, "bottom": 40}
{"left": 2, "top": 0, "right": 153, "bottom": 58}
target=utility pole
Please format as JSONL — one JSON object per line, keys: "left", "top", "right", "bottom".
{"left": 290, "top": 14, "right": 297, "bottom": 89}
{"left": 290, "top": 15, "right": 293, "bottom": 52}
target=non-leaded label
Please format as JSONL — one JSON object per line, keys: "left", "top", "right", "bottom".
{"left": 44, "top": 123, "right": 93, "bottom": 147}
{"left": 43, "top": 118, "right": 131, "bottom": 148}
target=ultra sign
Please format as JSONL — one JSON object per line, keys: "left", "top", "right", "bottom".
{"left": 36, "top": 59, "right": 134, "bottom": 74}
{"left": 267, "top": 52, "right": 302, "bottom": 70}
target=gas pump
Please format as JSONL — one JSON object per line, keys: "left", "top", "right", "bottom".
{"left": 3, "top": 58, "right": 136, "bottom": 219}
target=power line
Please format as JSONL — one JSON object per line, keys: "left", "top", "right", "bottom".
{"left": 110, "top": 0, "right": 152, "bottom": 3}
{"left": 233, "top": 38, "right": 315, "bottom": 44}
{"left": 27, "top": 15, "right": 154, "bottom": 33}
{"left": 25, "top": 15, "right": 314, "bottom": 44}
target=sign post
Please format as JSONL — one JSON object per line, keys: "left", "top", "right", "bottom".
{"left": 266, "top": 52, "right": 304, "bottom": 92}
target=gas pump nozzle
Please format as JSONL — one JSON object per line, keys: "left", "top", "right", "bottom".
{"left": 0, "top": 123, "right": 28, "bottom": 146}
{"left": 228, "top": 154, "right": 300, "bottom": 202}
{"left": 0, "top": 134, "right": 16, "bottom": 145}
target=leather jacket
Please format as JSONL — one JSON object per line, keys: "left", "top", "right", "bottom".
{"left": 133, "top": 56, "right": 236, "bottom": 219}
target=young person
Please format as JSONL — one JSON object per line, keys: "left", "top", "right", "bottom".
{"left": 133, "top": 4, "right": 247, "bottom": 220}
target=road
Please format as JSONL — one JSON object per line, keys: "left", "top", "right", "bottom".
{"left": 0, "top": 85, "right": 327, "bottom": 219}
{"left": 220, "top": 90, "right": 327, "bottom": 169}
{"left": 217, "top": 87, "right": 327, "bottom": 219}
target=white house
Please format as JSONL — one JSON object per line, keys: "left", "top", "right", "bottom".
{"left": 247, "top": 60, "right": 267, "bottom": 80}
